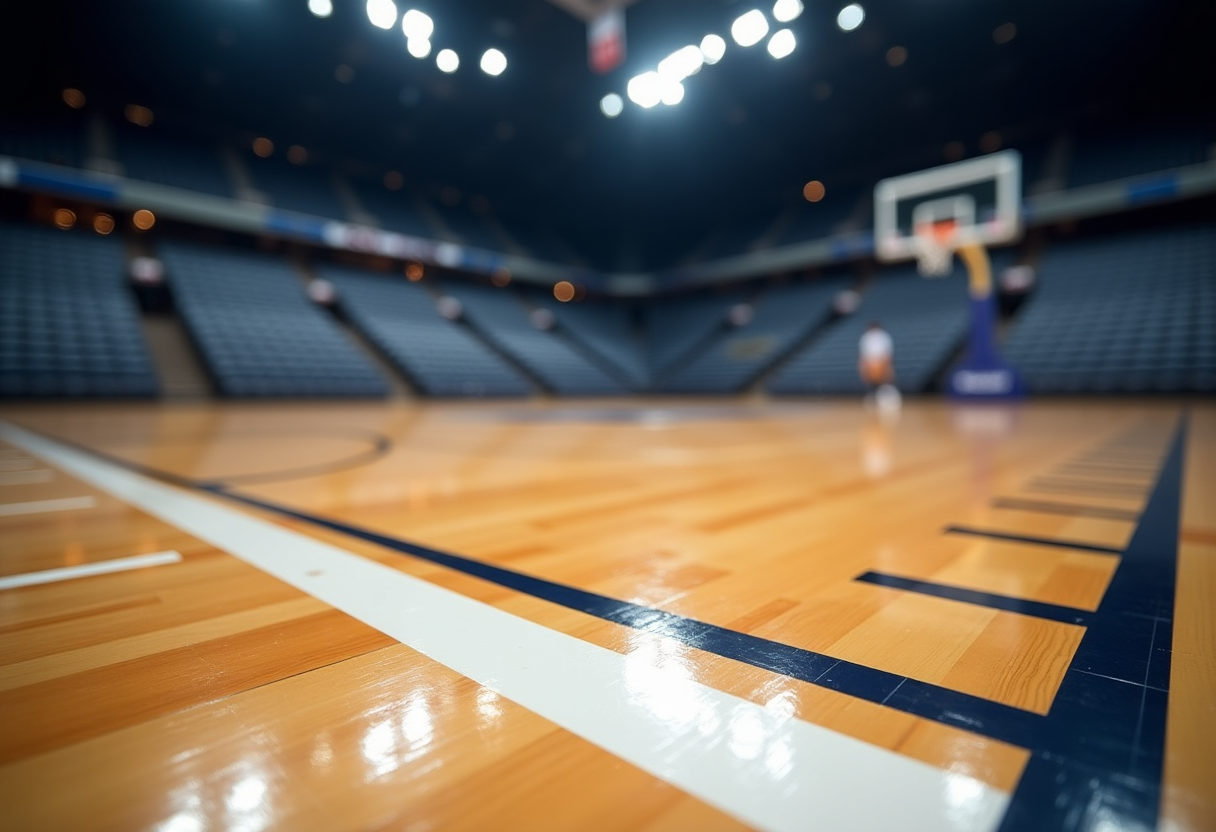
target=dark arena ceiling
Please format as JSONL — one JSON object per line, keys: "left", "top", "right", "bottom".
{"left": 2, "top": 0, "right": 1211, "bottom": 270}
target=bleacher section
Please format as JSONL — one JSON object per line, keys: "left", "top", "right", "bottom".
{"left": 662, "top": 279, "right": 846, "bottom": 394}
{"left": 1067, "top": 126, "right": 1214, "bottom": 188}
{"left": 113, "top": 126, "right": 233, "bottom": 198}
{"left": 438, "top": 281, "right": 630, "bottom": 395}
{"left": 769, "top": 266, "right": 970, "bottom": 395}
{"left": 1003, "top": 227, "right": 1216, "bottom": 393}
{"left": 0, "top": 223, "right": 158, "bottom": 398}
{"left": 319, "top": 264, "right": 532, "bottom": 397}
{"left": 646, "top": 289, "right": 748, "bottom": 381}
{"left": 160, "top": 242, "right": 388, "bottom": 397}
{"left": 525, "top": 290, "right": 648, "bottom": 389}
{"left": 246, "top": 159, "right": 348, "bottom": 219}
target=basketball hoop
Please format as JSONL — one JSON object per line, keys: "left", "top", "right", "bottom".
{"left": 912, "top": 220, "right": 957, "bottom": 277}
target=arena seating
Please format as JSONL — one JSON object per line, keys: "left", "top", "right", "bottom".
{"left": 646, "top": 288, "right": 749, "bottom": 381}
{"left": 524, "top": 289, "right": 649, "bottom": 389}
{"left": 0, "top": 223, "right": 158, "bottom": 397}
{"left": 1003, "top": 226, "right": 1216, "bottom": 392}
{"left": 318, "top": 264, "right": 532, "bottom": 397}
{"left": 113, "top": 126, "right": 233, "bottom": 198}
{"left": 662, "top": 278, "right": 847, "bottom": 394}
{"left": 437, "top": 281, "right": 631, "bottom": 395}
{"left": 160, "top": 242, "right": 388, "bottom": 397}
{"left": 768, "top": 265, "right": 971, "bottom": 395}
{"left": 246, "top": 158, "right": 348, "bottom": 219}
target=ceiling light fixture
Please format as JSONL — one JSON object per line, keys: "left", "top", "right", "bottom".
{"left": 731, "top": 10, "right": 770, "bottom": 48}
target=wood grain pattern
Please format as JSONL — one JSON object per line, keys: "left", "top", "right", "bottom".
{"left": 0, "top": 399, "right": 1211, "bottom": 831}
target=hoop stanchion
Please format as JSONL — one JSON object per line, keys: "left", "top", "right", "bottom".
{"left": 948, "top": 242, "right": 1024, "bottom": 399}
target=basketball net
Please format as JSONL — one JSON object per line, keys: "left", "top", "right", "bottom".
{"left": 912, "top": 220, "right": 957, "bottom": 278}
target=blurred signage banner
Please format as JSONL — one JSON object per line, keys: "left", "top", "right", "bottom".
{"left": 588, "top": 8, "right": 625, "bottom": 74}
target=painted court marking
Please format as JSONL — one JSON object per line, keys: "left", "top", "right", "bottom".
{"left": 0, "top": 420, "right": 1010, "bottom": 832}
{"left": 0, "top": 550, "right": 182, "bottom": 590}
{"left": 0, "top": 469, "right": 53, "bottom": 486}
{"left": 0, "top": 495, "right": 97, "bottom": 517}
{"left": 0, "top": 457, "right": 37, "bottom": 471}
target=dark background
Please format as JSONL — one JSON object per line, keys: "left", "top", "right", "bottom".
{"left": 2, "top": 0, "right": 1211, "bottom": 269}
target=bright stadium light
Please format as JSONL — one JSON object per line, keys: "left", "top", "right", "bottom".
{"left": 773, "top": 0, "right": 803, "bottom": 23}
{"left": 660, "top": 79, "right": 685, "bottom": 106}
{"left": 837, "top": 3, "right": 865, "bottom": 31}
{"left": 600, "top": 92, "right": 624, "bottom": 118}
{"left": 658, "top": 45, "right": 704, "bottom": 82}
{"left": 401, "top": 9, "right": 434, "bottom": 40}
{"left": 308, "top": 0, "right": 333, "bottom": 18}
{"left": 366, "top": 0, "right": 398, "bottom": 30}
{"left": 407, "top": 37, "right": 431, "bottom": 58}
{"left": 480, "top": 48, "right": 507, "bottom": 76}
{"left": 700, "top": 34, "right": 726, "bottom": 64}
{"left": 626, "top": 72, "right": 663, "bottom": 108}
{"left": 731, "top": 10, "right": 769, "bottom": 47}
{"left": 767, "top": 28, "right": 796, "bottom": 59}
{"left": 436, "top": 48, "right": 459, "bottom": 73}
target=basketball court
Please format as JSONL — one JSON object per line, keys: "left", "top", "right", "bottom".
{"left": 2, "top": 1, "right": 1213, "bottom": 829}
{"left": 1, "top": 397, "right": 1213, "bottom": 831}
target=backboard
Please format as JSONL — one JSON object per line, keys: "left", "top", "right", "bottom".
{"left": 874, "top": 150, "right": 1022, "bottom": 266}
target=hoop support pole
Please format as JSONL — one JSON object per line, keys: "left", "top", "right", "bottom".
{"left": 956, "top": 241, "right": 992, "bottom": 300}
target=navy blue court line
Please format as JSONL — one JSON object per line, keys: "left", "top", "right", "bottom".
{"left": 1052, "top": 463, "right": 1157, "bottom": 479}
{"left": 1069, "top": 455, "right": 1160, "bottom": 467}
{"left": 23, "top": 418, "right": 1187, "bottom": 832}
{"left": 944, "top": 525, "right": 1123, "bottom": 555}
{"left": 204, "top": 483, "right": 1054, "bottom": 750}
{"left": 1027, "top": 478, "right": 1149, "bottom": 497}
{"left": 990, "top": 498, "right": 1140, "bottom": 522}
{"left": 854, "top": 571, "right": 1092, "bottom": 626}
{"left": 996, "top": 416, "right": 1185, "bottom": 832}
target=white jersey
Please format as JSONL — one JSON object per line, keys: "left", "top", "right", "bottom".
{"left": 859, "top": 329, "right": 893, "bottom": 362}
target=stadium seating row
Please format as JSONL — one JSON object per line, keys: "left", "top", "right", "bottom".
{"left": 437, "top": 280, "right": 630, "bottom": 396}
{"left": 0, "top": 224, "right": 158, "bottom": 397}
{"left": 317, "top": 263, "right": 531, "bottom": 397}
{"left": 2, "top": 221, "right": 1212, "bottom": 399}
{"left": 158, "top": 241, "right": 389, "bottom": 398}
{"left": 768, "top": 267, "right": 972, "bottom": 395}
{"left": 1003, "top": 226, "right": 1215, "bottom": 393}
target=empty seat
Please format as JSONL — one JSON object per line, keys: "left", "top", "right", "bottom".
{"left": 318, "top": 264, "right": 531, "bottom": 397}
{"left": 160, "top": 241, "right": 389, "bottom": 398}
{"left": 1003, "top": 226, "right": 1216, "bottom": 393}
{"left": 0, "top": 222, "right": 158, "bottom": 398}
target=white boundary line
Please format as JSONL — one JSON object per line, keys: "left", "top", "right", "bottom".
{"left": 0, "top": 496, "right": 98, "bottom": 517}
{"left": 0, "top": 420, "right": 1010, "bottom": 832}
{"left": 0, "top": 550, "right": 182, "bottom": 590}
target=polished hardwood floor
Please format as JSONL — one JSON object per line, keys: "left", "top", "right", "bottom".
{"left": 0, "top": 398, "right": 1211, "bottom": 831}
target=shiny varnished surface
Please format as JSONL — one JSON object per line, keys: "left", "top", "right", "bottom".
{"left": 0, "top": 399, "right": 1212, "bottom": 831}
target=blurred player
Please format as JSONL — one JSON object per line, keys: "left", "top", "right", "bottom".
{"left": 859, "top": 321, "right": 901, "bottom": 411}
